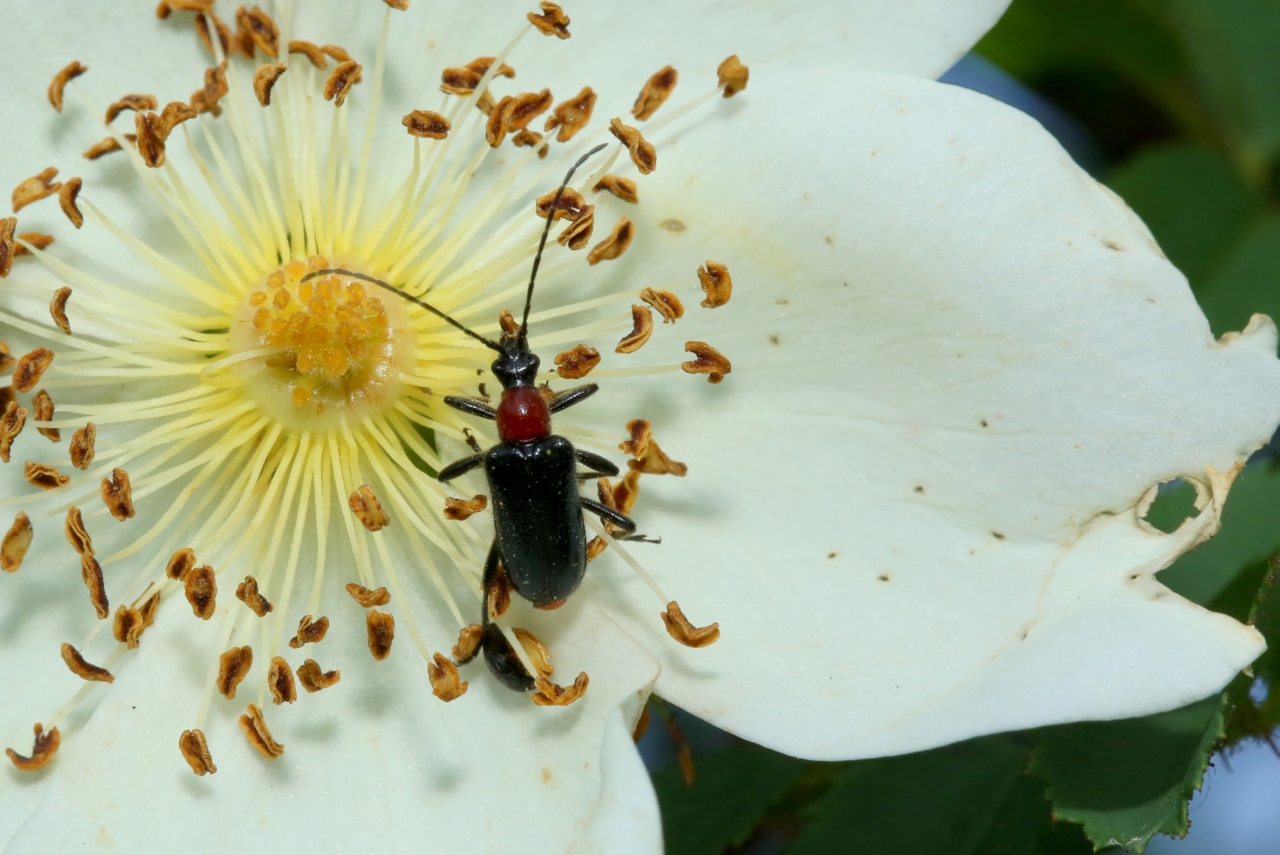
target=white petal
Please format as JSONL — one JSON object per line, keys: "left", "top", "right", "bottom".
{"left": 6, "top": 588, "right": 659, "bottom": 852}
{"left": 572, "top": 71, "right": 1280, "bottom": 759}
{"left": 567, "top": 709, "right": 663, "bottom": 855}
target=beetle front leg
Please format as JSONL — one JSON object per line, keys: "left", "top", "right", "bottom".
{"left": 443, "top": 395, "right": 497, "bottom": 420}
{"left": 548, "top": 383, "right": 599, "bottom": 413}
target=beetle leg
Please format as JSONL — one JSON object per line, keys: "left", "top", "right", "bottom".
{"left": 443, "top": 395, "right": 497, "bottom": 420}
{"left": 438, "top": 453, "right": 484, "bottom": 482}
{"left": 580, "top": 497, "right": 661, "bottom": 544}
{"left": 574, "top": 448, "right": 619, "bottom": 477}
{"left": 548, "top": 383, "right": 599, "bottom": 413}
{"left": 462, "top": 427, "right": 482, "bottom": 453}
{"left": 472, "top": 542, "right": 536, "bottom": 692}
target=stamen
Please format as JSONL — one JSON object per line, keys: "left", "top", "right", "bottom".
{"left": 239, "top": 703, "right": 284, "bottom": 758}
{"left": 80, "top": 553, "right": 109, "bottom": 619}
{"left": 48, "top": 61, "right": 88, "bottom": 112}
{"left": 49, "top": 287, "right": 73, "bottom": 334}
{"left": 26, "top": 462, "right": 70, "bottom": 490}
{"left": 554, "top": 344, "right": 600, "bottom": 379}
{"left": 99, "top": 467, "right": 136, "bottom": 520}
{"left": 1, "top": 512, "right": 32, "bottom": 571}
{"left": 83, "top": 137, "right": 126, "bottom": 159}
{"left": 236, "top": 575, "right": 274, "bottom": 616}
{"left": 253, "top": 63, "right": 288, "bottom": 107}
{"left": 12, "top": 168, "right": 60, "bottom": 214}
{"left": 349, "top": 484, "right": 390, "bottom": 531}
{"left": 451, "top": 624, "right": 483, "bottom": 662}
{"left": 323, "top": 60, "right": 362, "bottom": 107}
{"left": 531, "top": 672, "right": 588, "bottom": 706}
{"left": 0, "top": 218, "right": 15, "bottom": 278}
{"left": 345, "top": 582, "right": 390, "bottom": 607}
{"left": 717, "top": 54, "right": 749, "bottom": 97}
{"left": 403, "top": 110, "right": 451, "bottom": 139}
{"left": 527, "top": 2, "right": 571, "bottom": 38}
{"left": 427, "top": 653, "right": 468, "bottom": 701}
{"left": 545, "top": 87, "right": 596, "bottom": 142}
{"left": 64, "top": 506, "right": 93, "bottom": 555}
{"left": 588, "top": 217, "right": 634, "bottom": 266}
{"left": 593, "top": 175, "right": 637, "bottom": 204}
{"left": 296, "top": 658, "right": 341, "bottom": 692}
{"left": 217, "top": 646, "right": 253, "bottom": 698}
{"left": 443, "top": 494, "right": 487, "bottom": 521}
{"left": 697, "top": 261, "right": 733, "bottom": 308}
{"left": 632, "top": 66, "right": 678, "bottom": 121}
{"left": 70, "top": 422, "right": 96, "bottom": 469}
{"left": 267, "top": 656, "right": 297, "bottom": 704}
{"left": 6, "top": 723, "right": 60, "bottom": 771}
{"left": 0, "top": 402, "right": 27, "bottom": 462}
{"left": 366, "top": 609, "right": 395, "bottom": 659}
{"left": 288, "top": 40, "right": 328, "bottom": 69}
{"left": 105, "top": 94, "right": 157, "bottom": 124}
{"left": 166, "top": 546, "right": 197, "bottom": 580}
{"left": 608, "top": 118, "right": 657, "bottom": 174}
{"left": 682, "top": 341, "right": 732, "bottom": 384}
{"left": 661, "top": 601, "right": 720, "bottom": 648}
{"left": 61, "top": 643, "right": 114, "bottom": 683}
{"left": 288, "top": 614, "right": 329, "bottom": 648}
{"left": 640, "top": 288, "right": 683, "bottom": 323}
{"left": 184, "top": 564, "right": 217, "bottom": 619}
{"left": 178, "top": 729, "right": 217, "bottom": 776}
{"left": 615, "top": 305, "right": 654, "bottom": 354}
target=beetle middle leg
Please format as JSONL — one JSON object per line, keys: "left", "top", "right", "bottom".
{"left": 580, "top": 497, "right": 661, "bottom": 543}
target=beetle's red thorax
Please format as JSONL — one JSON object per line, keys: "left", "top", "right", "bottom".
{"left": 496, "top": 386, "right": 551, "bottom": 443}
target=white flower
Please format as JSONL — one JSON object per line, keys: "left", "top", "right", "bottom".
{"left": 2, "top": 1, "right": 1277, "bottom": 853}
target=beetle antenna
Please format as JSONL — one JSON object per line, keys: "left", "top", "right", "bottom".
{"left": 301, "top": 268, "right": 503, "bottom": 352}
{"left": 519, "top": 142, "right": 609, "bottom": 342}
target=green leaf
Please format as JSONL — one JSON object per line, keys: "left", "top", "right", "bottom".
{"left": 790, "top": 736, "right": 1046, "bottom": 855}
{"left": 1107, "top": 144, "right": 1257, "bottom": 286}
{"left": 1247, "top": 558, "right": 1280, "bottom": 682}
{"left": 1223, "top": 560, "right": 1280, "bottom": 745}
{"left": 653, "top": 745, "right": 803, "bottom": 855}
{"left": 1029, "top": 694, "right": 1226, "bottom": 852}
{"left": 1196, "top": 214, "right": 1280, "bottom": 338}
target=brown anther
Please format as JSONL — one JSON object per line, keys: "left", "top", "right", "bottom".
{"left": 661, "top": 600, "right": 720, "bottom": 648}
{"left": 717, "top": 55, "right": 749, "bottom": 98}
{"left": 557, "top": 206, "right": 594, "bottom": 249}
{"left": 439, "top": 68, "right": 484, "bottom": 96}
{"left": 12, "top": 167, "right": 61, "bottom": 213}
{"left": 50, "top": 288, "right": 72, "bottom": 335}
{"left": 217, "top": 646, "right": 253, "bottom": 699}
{"left": 288, "top": 40, "right": 328, "bottom": 69}
{"left": 488, "top": 562, "right": 512, "bottom": 620}
{"left": 403, "top": 109, "right": 451, "bottom": 140}
{"left": 620, "top": 418, "right": 652, "bottom": 457}
{"left": 593, "top": 175, "right": 637, "bottom": 204}
{"left": 57, "top": 177, "right": 84, "bottom": 229}
{"left": 156, "top": 0, "right": 213, "bottom": 16}
{"left": 1, "top": 512, "right": 33, "bottom": 572}
{"left": 451, "top": 623, "right": 483, "bottom": 662}
{"left": 184, "top": 565, "right": 217, "bottom": 619}
{"left": 499, "top": 309, "right": 520, "bottom": 335}
{"left": 485, "top": 95, "right": 516, "bottom": 147}
{"left": 535, "top": 186, "right": 587, "bottom": 222}
{"left": 444, "top": 494, "right": 488, "bottom": 521}
{"left": 235, "top": 575, "right": 274, "bottom": 616}
{"left": 81, "top": 553, "right": 109, "bottom": 619}
{"left": 697, "top": 261, "right": 732, "bottom": 308}
{"left": 99, "top": 467, "right": 135, "bottom": 521}
{"left": 288, "top": 614, "right": 329, "bottom": 648}
{"left": 64, "top": 506, "right": 92, "bottom": 556}
{"left": 164, "top": 548, "right": 196, "bottom": 581}
{"left": 640, "top": 288, "right": 684, "bottom": 323}
{"left": 512, "top": 128, "right": 543, "bottom": 149}
{"left": 615, "top": 304, "right": 654, "bottom": 354}
{"left": 0, "top": 401, "right": 26, "bottom": 463}
{"left": 296, "top": 659, "right": 341, "bottom": 692}
{"left": 32, "top": 390, "right": 57, "bottom": 442}
{"left": 83, "top": 137, "right": 125, "bottom": 160}
{"left": 135, "top": 112, "right": 167, "bottom": 168}
{"left": 0, "top": 218, "right": 14, "bottom": 278}
{"left": 345, "top": 582, "right": 391, "bottom": 608}
{"left": 609, "top": 118, "right": 656, "bottom": 174}
{"left": 682, "top": 341, "right": 732, "bottom": 384}
{"left": 465, "top": 56, "right": 516, "bottom": 79}
{"left": 241, "top": 6, "right": 279, "bottom": 57}
{"left": 348, "top": 483, "right": 389, "bottom": 531}
{"left": 382, "top": 0, "right": 410, "bottom": 9}
{"left": 628, "top": 435, "right": 687, "bottom": 477}
{"left": 112, "top": 604, "right": 145, "bottom": 649}
{"left": 585, "top": 536, "right": 606, "bottom": 561}
{"left": 589, "top": 217, "right": 635, "bottom": 266}
{"left": 509, "top": 89, "right": 554, "bottom": 131}
{"left": 321, "top": 44, "right": 353, "bottom": 63}
{"left": 13, "top": 232, "right": 56, "bottom": 257}
{"left": 104, "top": 94, "right": 157, "bottom": 124}
{"left": 632, "top": 65, "right": 678, "bottom": 121}
{"left": 324, "top": 60, "right": 362, "bottom": 107}
{"left": 253, "top": 63, "right": 287, "bottom": 107}
{"left": 239, "top": 703, "right": 284, "bottom": 758}
{"left": 527, "top": 1, "right": 570, "bottom": 38}
{"left": 554, "top": 344, "right": 600, "bottom": 379}
{"left": 61, "top": 643, "right": 113, "bottom": 683}
{"left": 532, "top": 672, "right": 589, "bottom": 706}
{"left": 25, "top": 461, "right": 70, "bottom": 490}
{"left": 545, "top": 86, "right": 595, "bottom": 142}
{"left": 190, "top": 62, "right": 228, "bottom": 118}
{"left": 268, "top": 656, "right": 296, "bottom": 704}
{"left": 135, "top": 588, "right": 162, "bottom": 628}
{"left": 6, "top": 724, "right": 60, "bottom": 771}
{"left": 366, "top": 609, "right": 395, "bottom": 660}
{"left": 513, "top": 628, "right": 554, "bottom": 679}
{"left": 178, "top": 729, "right": 216, "bottom": 776}
{"left": 195, "top": 12, "right": 234, "bottom": 57}
{"left": 428, "top": 653, "right": 469, "bottom": 701}
{"left": 49, "top": 61, "right": 88, "bottom": 112}
{"left": 158, "top": 101, "right": 198, "bottom": 140}
{"left": 70, "top": 422, "right": 96, "bottom": 470}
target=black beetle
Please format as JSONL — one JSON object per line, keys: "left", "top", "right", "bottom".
{"left": 305, "top": 144, "right": 650, "bottom": 693}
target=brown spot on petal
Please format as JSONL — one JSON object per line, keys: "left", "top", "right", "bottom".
{"left": 64, "top": 506, "right": 92, "bottom": 556}
{"left": 324, "top": 60, "right": 362, "bottom": 107}
{"left": 593, "top": 175, "right": 637, "bottom": 204}
{"left": 32, "top": 390, "right": 58, "bottom": 442}
{"left": 348, "top": 484, "right": 389, "bottom": 531}
{"left": 268, "top": 656, "right": 296, "bottom": 704}
{"left": 235, "top": 575, "right": 273, "bottom": 616}
{"left": 527, "top": 1, "right": 570, "bottom": 38}
{"left": 185, "top": 565, "right": 217, "bottom": 619}
{"left": 444, "top": 494, "right": 487, "bottom": 521}
{"left": 345, "top": 582, "right": 390, "bottom": 608}
{"left": 83, "top": 137, "right": 125, "bottom": 160}
{"left": 557, "top": 207, "right": 594, "bottom": 249}
{"left": 239, "top": 704, "right": 284, "bottom": 758}
{"left": 717, "top": 55, "right": 749, "bottom": 98}
{"left": 241, "top": 6, "right": 280, "bottom": 57}
{"left": 366, "top": 610, "right": 395, "bottom": 660}
{"left": 25, "top": 461, "right": 70, "bottom": 490}
{"left": 61, "top": 643, "right": 113, "bottom": 683}
{"left": 632, "top": 65, "right": 678, "bottom": 121}
{"left": 217, "top": 646, "right": 253, "bottom": 699}
{"left": 1, "top": 512, "right": 33, "bottom": 572}
{"left": 0, "top": 402, "right": 26, "bottom": 463}
{"left": 81, "top": 553, "right": 108, "bottom": 619}
{"left": 105, "top": 94, "right": 157, "bottom": 124}
{"left": 253, "top": 63, "right": 287, "bottom": 106}
{"left": 178, "top": 729, "right": 216, "bottom": 776}
{"left": 545, "top": 86, "right": 595, "bottom": 142}
{"left": 49, "top": 62, "right": 88, "bottom": 113}
{"left": 428, "top": 652, "right": 468, "bottom": 701}
{"left": 682, "top": 341, "right": 731, "bottom": 384}
{"left": 640, "top": 288, "right": 683, "bottom": 323}
{"left": 615, "top": 304, "right": 653, "bottom": 354}
{"left": 403, "top": 109, "right": 451, "bottom": 139}
{"left": 6, "top": 724, "right": 60, "bottom": 771}
{"left": 452, "top": 623, "right": 483, "bottom": 663}
{"left": 288, "top": 614, "right": 329, "bottom": 648}
{"left": 50, "top": 288, "right": 72, "bottom": 335}
{"left": 609, "top": 118, "right": 656, "bottom": 174}
{"left": 112, "top": 603, "right": 145, "bottom": 649}
{"left": 661, "top": 600, "right": 720, "bottom": 648}
{"left": 296, "top": 658, "right": 341, "bottom": 692}
{"left": 100, "top": 467, "right": 135, "bottom": 521}
{"left": 588, "top": 217, "right": 634, "bottom": 266}
{"left": 0, "top": 218, "right": 15, "bottom": 278}
{"left": 513, "top": 628, "right": 553, "bottom": 679}
{"left": 532, "top": 672, "right": 588, "bottom": 706}
{"left": 288, "top": 40, "right": 328, "bottom": 69}
{"left": 12, "top": 168, "right": 61, "bottom": 213}
{"left": 554, "top": 344, "right": 600, "bottom": 379}
{"left": 697, "top": 261, "right": 732, "bottom": 308}
{"left": 70, "top": 422, "right": 96, "bottom": 470}
{"left": 535, "top": 186, "right": 587, "bottom": 222}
